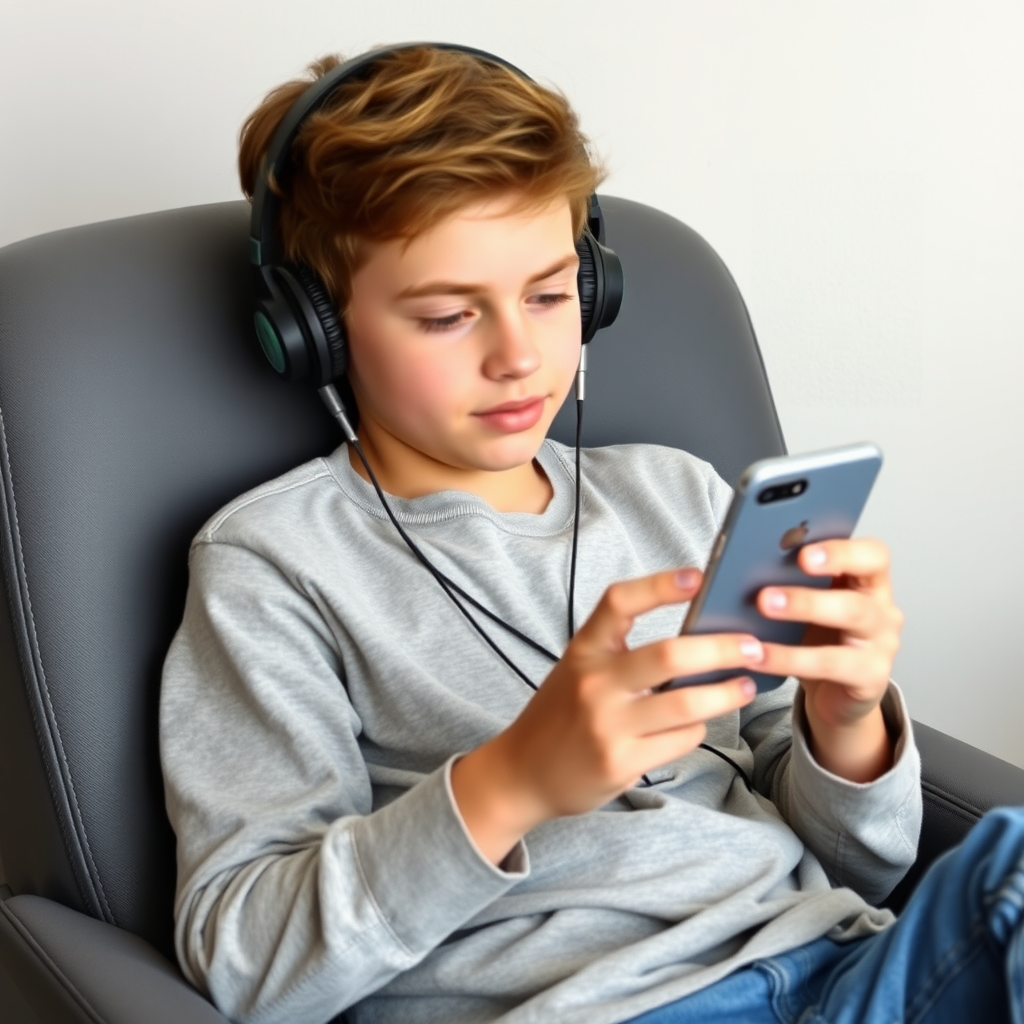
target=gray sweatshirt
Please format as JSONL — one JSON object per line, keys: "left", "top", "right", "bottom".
{"left": 160, "top": 440, "right": 922, "bottom": 1024}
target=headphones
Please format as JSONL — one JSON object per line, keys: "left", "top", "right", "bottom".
{"left": 249, "top": 42, "right": 624, "bottom": 387}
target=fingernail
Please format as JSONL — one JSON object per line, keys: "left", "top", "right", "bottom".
{"left": 765, "top": 589, "right": 787, "bottom": 610}
{"left": 805, "top": 546, "right": 827, "bottom": 569}
{"left": 740, "top": 678, "right": 757, "bottom": 699}
{"left": 740, "top": 638, "right": 764, "bottom": 662}
{"left": 676, "top": 569, "right": 701, "bottom": 591}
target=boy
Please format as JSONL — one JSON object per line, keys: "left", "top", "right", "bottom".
{"left": 160, "top": 44, "right": 1023, "bottom": 1024}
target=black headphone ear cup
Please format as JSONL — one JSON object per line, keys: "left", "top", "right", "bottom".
{"left": 292, "top": 264, "right": 348, "bottom": 381}
{"left": 576, "top": 230, "right": 624, "bottom": 344}
{"left": 576, "top": 234, "right": 599, "bottom": 342}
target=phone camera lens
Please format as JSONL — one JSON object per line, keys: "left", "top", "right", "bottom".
{"left": 758, "top": 480, "right": 808, "bottom": 504}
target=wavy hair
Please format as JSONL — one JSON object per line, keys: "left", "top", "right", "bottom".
{"left": 239, "top": 46, "right": 605, "bottom": 306}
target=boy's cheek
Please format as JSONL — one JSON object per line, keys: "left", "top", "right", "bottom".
{"left": 400, "top": 363, "right": 476, "bottom": 421}
{"left": 353, "top": 346, "right": 461, "bottom": 414}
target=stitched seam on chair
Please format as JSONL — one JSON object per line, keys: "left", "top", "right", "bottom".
{"left": 0, "top": 900, "right": 105, "bottom": 1024}
{"left": 920, "top": 780, "right": 984, "bottom": 824}
{"left": 0, "top": 402, "right": 113, "bottom": 921}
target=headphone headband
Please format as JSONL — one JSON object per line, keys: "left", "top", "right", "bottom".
{"left": 248, "top": 41, "right": 623, "bottom": 387}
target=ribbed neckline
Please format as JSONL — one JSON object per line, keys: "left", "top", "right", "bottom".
{"left": 325, "top": 439, "right": 582, "bottom": 538}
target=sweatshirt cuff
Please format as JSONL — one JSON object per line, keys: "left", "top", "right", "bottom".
{"left": 349, "top": 757, "right": 528, "bottom": 955}
{"left": 792, "top": 682, "right": 917, "bottom": 787}
{"left": 789, "top": 682, "right": 922, "bottom": 847}
{"left": 443, "top": 757, "right": 531, "bottom": 876}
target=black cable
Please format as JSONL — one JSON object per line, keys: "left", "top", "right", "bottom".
{"left": 351, "top": 434, "right": 756, "bottom": 793}
{"left": 418, "top": 569, "right": 559, "bottom": 662}
{"left": 437, "top": 391, "right": 583, "bottom": 653}
{"left": 318, "top": 386, "right": 750, "bottom": 794}
{"left": 567, "top": 398, "right": 583, "bottom": 640}
{"left": 348, "top": 436, "right": 541, "bottom": 693}
{"left": 697, "top": 743, "right": 753, "bottom": 792}
{"left": 349, "top": 433, "right": 659, "bottom": 793}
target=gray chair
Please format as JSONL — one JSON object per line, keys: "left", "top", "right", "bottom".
{"left": 1, "top": 197, "right": 1021, "bottom": 1023}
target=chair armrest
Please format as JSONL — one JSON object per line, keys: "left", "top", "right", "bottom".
{"left": 916, "top": 719, "right": 1024, "bottom": 852}
{"left": 885, "top": 719, "right": 1024, "bottom": 911}
{"left": 0, "top": 894, "right": 228, "bottom": 1024}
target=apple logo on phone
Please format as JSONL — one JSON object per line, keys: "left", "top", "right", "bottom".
{"left": 780, "top": 520, "right": 810, "bottom": 552}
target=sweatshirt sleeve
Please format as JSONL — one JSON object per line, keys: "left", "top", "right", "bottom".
{"left": 160, "top": 539, "right": 528, "bottom": 1024}
{"left": 741, "top": 679, "right": 922, "bottom": 905}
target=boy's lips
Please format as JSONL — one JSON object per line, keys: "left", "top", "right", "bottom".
{"left": 472, "top": 396, "right": 546, "bottom": 433}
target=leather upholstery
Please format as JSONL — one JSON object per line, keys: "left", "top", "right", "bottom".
{"left": 0, "top": 197, "right": 1020, "bottom": 1023}
{"left": 0, "top": 895, "right": 226, "bottom": 1023}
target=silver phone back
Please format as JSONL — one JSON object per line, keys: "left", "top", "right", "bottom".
{"left": 673, "top": 442, "right": 882, "bottom": 691}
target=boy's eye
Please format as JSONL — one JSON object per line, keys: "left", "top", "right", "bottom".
{"left": 416, "top": 293, "right": 572, "bottom": 333}
{"left": 531, "top": 292, "right": 574, "bottom": 308}
{"left": 419, "top": 311, "right": 470, "bottom": 333}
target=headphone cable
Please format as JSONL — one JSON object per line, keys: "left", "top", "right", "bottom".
{"left": 319, "top": 385, "right": 546, "bottom": 691}
{"left": 567, "top": 396, "right": 583, "bottom": 640}
{"left": 317, "top": 384, "right": 750, "bottom": 794}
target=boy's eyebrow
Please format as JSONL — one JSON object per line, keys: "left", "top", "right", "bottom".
{"left": 395, "top": 253, "right": 580, "bottom": 300}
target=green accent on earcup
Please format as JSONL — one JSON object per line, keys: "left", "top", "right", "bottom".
{"left": 254, "top": 311, "right": 286, "bottom": 374}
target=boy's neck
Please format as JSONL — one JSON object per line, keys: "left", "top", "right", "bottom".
{"left": 347, "top": 442, "right": 554, "bottom": 515}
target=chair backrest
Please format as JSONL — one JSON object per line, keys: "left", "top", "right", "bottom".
{"left": 0, "top": 196, "right": 784, "bottom": 957}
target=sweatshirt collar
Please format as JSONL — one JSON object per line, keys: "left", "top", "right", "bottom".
{"left": 327, "top": 439, "right": 580, "bottom": 537}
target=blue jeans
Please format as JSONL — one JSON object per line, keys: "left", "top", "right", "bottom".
{"left": 624, "top": 807, "right": 1024, "bottom": 1024}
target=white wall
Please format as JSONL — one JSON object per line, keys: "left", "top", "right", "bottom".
{"left": 3, "top": 0, "right": 1022, "bottom": 767}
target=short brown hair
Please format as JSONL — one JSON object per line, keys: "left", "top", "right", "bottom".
{"left": 238, "top": 46, "right": 604, "bottom": 307}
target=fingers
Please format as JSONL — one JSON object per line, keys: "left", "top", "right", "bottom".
{"left": 757, "top": 642, "right": 893, "bottom": 691}
{"left": 576, "top": 568, "right": 703, "bottom": 653}
{"left": 757, "top": 584, "right": 903, "bottom": 642}
{"left": 797, "top": 537, "right": 892, "bottom": 592}
{"left": 757, "top": 537, "right": 903, "bottom": 642}
{"left": 754, "top": 538, "right": 902, "bottom": 694}
{"left": 627, "top": 675, "right": 756, "bottom": 737}
{"left": 614, "top": 631, "right": 766, "bottom": 694}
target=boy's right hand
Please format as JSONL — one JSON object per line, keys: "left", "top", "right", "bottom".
{"left": 451, "top": 567, "right": 764, "bottom": 865}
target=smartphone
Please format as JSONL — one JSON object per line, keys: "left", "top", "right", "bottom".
{"left": 663, "top": 442, "right": 883, "bottom": 693}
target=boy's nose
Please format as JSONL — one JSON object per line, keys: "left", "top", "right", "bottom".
{"left": 483, "top": 309, "right": 542, "bottom": 379}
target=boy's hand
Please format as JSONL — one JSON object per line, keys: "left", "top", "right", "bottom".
{"left": 451, "top": 568, "right": 761, "bottom": 865}
{"left": 754, "top": 537, "right": 903, "bottom": 783}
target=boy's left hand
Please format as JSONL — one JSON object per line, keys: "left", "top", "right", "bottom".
{"left": 754, "top": 537, "right": 904, "bottom": 782}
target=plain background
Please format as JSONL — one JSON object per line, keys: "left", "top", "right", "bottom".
{"left": 1, "top": 0, "right": 1022, "bottom": 770}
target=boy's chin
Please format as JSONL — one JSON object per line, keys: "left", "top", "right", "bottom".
{"left": 444, "top": 442, "right": 548, "bottom": 477}
{"left": 456, "top": 434, "right": 548, "bottom": 474}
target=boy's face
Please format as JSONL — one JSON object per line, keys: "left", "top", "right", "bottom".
{"left": 344, "top": 194, "right": 581, "bottom": 506}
